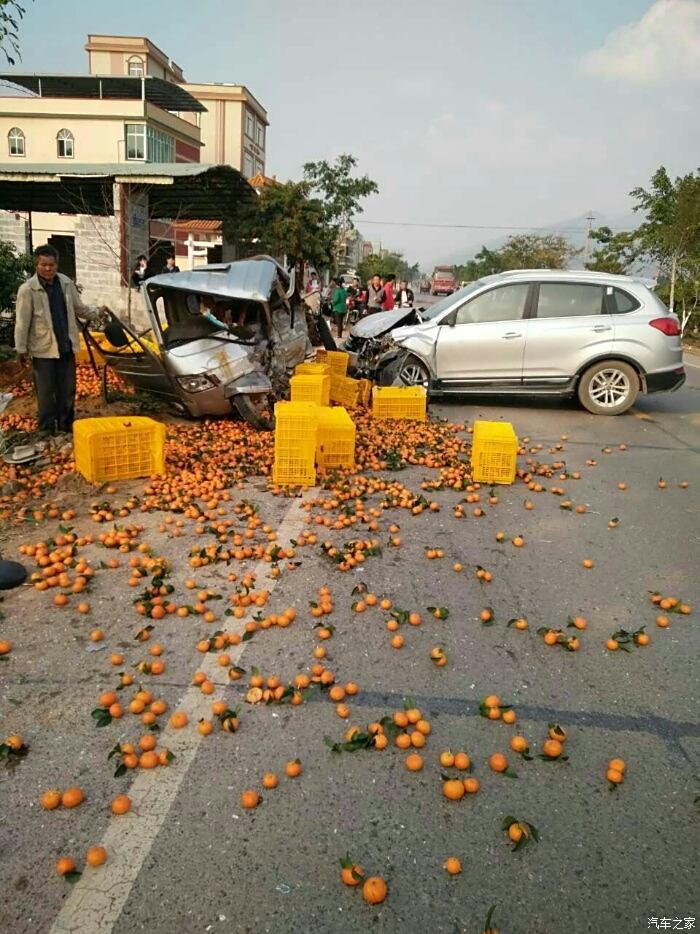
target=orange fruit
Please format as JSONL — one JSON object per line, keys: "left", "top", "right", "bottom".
{"left": 240, "top": 789, "right": 260, "bottom": 809}
{"left": 410, "top": 731, "right": 426, "bottom": 749}
{"left": 444, "top": 857, "right": 462, "bottom": 875}
{"left": 483, "top": 695, "right": 500, "bottom": 708}
{"left": 139, "top": 750, "right": 159, "bottom": 769}
{"left": 608, "top": 757, "right": 626, "bottom": 773}
{"left": 502, "top": 709, "right": 516, "bottom": 725}
{"left": 606, "top": 638, "right": 619, "bottom": 651}
{"left": 61, "top": 787, "right": 85, "bottom": 809}
{"left": 510, "top": 736, "right": 528, "bottom": 753}
{"left": 488, "top": 753, "right": 508, "bottom": 773}
{"left": 262, "top": 772, "right": 278, "bottom": 789}
{"left": 56, "top": 856, "right": 77, "bottom": 876}
{"left": 542, "top": 739, "right": 563, "bottom": 758}
{"left": 41, "top": 789, "right": 62, "bottom": 810}
{"left": 285, "top": 759, "right": 302, "bottom": 778}
{"left": 341, "top": 863, "right": 364, "bottom": 886}
{"left": 138, "top": 733, "right": 157, "bottom": 752}
{"left": 362, "top": 876, "right": 388, "bottom": 905}
{"left": 655, "top": 615, "right": 669, "bottom": 628}
{"left": 99, "top": 691, "right": 118, "bottom": 708}
{"left": 197, "top": 719, "right": 214, "bottom": 736}
{"left": 453, "top": 752, "right": 470, "bottom": 770}
{"left": 442, "top": 779, "right": 465, "bottom": 801}
{"left": 86, "top": 846, "right": 107, "bottom": 867}
{"left": 169, "top": 711, "right": 188, "bottom": 729}
{"left": 508, "top": 823, "right": 524, "bottom": 843}
{"left": 463, "top": 777, "right": 480, "bottom": 794}
{"left": 111, "top": 794, "right": 131, "bottom": 815}
{"left": 405, "top": 753, "right": 423, "bottom": 771}
{"left": 606, "top": 767, "right": 624, "bottom": 784}
{"left": 439, "top": 750, "right": 455, "bottom": 768}
{"left": 548, "top": 724, "right": 567, "bottom": 742}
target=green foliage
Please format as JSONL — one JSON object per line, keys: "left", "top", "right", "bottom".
{"left": 0, "top": 239, "right": 32, "bottom": 317}
{"left": 456, "top": 234, "right": 579, "bottom": 283}
{"left": 585, "top": 226, "right": 643, "bottom": 274}
{"left": 0, "top": 0, "right": 28, "bottom": 65}
{"left": 357, "top": 251, "right": 419, "bottom": 284}
{"left": 231, "top": 154, "right": 378, "bottom": 271}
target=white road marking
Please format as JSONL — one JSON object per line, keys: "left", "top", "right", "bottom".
{"left": 50, "top": 496, "right": 310, "bottom": 934}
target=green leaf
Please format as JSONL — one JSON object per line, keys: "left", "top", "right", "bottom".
{"left": 501, "top": 815, "right": 517, "bottom": 830}
{"left": 351, "top": 583, "right": 367, "bottom": 595}
{"left": 242, "top": 630, "right": 255, "bottom": 642}
{"left": 527, "top": 822, "right": 540, "bottom": 842}
{"left": 114, "top": 763, "right": 127, "bottom": 778}
{"left": 64, "top": 870, "right": 83, "bottom": 884}
{"left": 503, "top": 767, "right": 518, "bottom": 778}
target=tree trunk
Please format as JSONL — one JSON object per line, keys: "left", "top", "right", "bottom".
{"left": 669, "top": 254, "right": 677, "bottom": 314}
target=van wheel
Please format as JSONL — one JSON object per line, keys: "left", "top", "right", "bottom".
{"left": 578, "top": 361, "right": 638, "bottom": 415}
{"left": 234, "top": 394, "right": 274, "bottom": 431}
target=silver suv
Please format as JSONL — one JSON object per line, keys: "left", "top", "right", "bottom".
{"left": 373, "top": 270, "right": 685, "bottom": 415}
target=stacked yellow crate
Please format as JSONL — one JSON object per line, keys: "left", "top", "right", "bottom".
{"left": 272, "top": 401, "right": 319, "bottom": 486}
{"left": 316, "top": 407, "right": 356, "bottom": 469}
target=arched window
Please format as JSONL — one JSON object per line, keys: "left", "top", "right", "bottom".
{"left": 56, "top": 128, "right": 74, "bottom": 159}
{"left": 8, "top": 126, "right": 25, "bottom": 156}
{"left": 127, "top": 56, "right": 145, "bottom": 77}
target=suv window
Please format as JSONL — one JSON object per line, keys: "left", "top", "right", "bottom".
{"left": 608, "top": 287, "right": 641, "bottom": 314}
{"left": 455, "top": 283, "right": 529, "bottom": 325}
{"left": 536, "top": 283, "right": 604, "bottom": 318}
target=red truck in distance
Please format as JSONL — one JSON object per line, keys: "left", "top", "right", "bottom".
{"left": 431, "top": 266, "right": 457, "bottom": 296}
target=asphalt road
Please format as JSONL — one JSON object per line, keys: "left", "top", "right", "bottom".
{"left": 1, "top": 343, "right": 698, "bottom": 934}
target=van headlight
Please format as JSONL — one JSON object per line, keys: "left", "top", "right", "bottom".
{"left": 177, "top": 374, "right": 215, "bottom": 393}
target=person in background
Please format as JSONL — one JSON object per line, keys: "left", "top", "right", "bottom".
{"left": 131, "top": 255, "right": 148, "bottom": 289}
{"left": 366, "top": 274, "right": 384, "bottom": 314}
{"left": 14, "top": 244, "right": 105, "bottom": 438}
{"left": 381, "top": 273, "right": 396, "bottom": 310}
{"left": 396, "top": 280, "right": 414, "bottom": 308}
{"left": 162, "top": 255, "right": 180, "bottom": 274}
{"left": 306, "top": 272, "right": 320, "bottom": 294}
{"left": 330, "top": 277, "right": 348, "bottom": 338}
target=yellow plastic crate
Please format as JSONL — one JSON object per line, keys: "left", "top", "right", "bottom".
{"left": 274, "top": 401, "right": 319, "bottom": 445}
{"left": 76, "top": 331, "right": 106, "bottom": 365}
{"left": 73, "top": 416, "right": 166, "bottom": 483}
{"left": 290, "top": 373, "right": 330, "bottom": 406}
{"left": 315, "top": 349, "right": 328, "bottom": 365}
{"left": 326, "top": 351, "right": 349, "bottom": 375}
{"left": 372, "top": 386, "right": 427, "bottom": 421}
{"left": 272, "top": 449, "right": 316, "bottom": 486}
{"left": 295, "top": 362, "right": 331, "bottom": 377}
{"left": 317, "top": 406, "right": 356, "bottom": 469}
{"left": 470, "top": 420, "right": 518, "bottom": 484}
{"left": 358, "top": 378, "right": 373, "bottom": 406}
{"left": 330, "top": 375, "right": 361, "bottom": 407}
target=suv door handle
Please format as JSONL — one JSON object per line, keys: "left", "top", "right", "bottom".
{"left": 501, "top": 332, "right": 522, "bottom": 339}
{"left": 592, "top": 325, "right": 612, "bottom": 332}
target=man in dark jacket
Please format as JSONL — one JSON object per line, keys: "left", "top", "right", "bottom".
{"left": 15, "top": 244, "right": 103, "bottom": 436}
{"left": 162, "top": 255, "right": 180, "bottom": 274}
{"left": 396, "top": 280, "right": 415, "bottom": 307}
{"left": 366, "top": 274, "right": 383, "bottom": 314}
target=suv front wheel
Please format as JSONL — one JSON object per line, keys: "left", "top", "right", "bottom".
{"left": 578, "top": 360, "right": 639, "bottom": 415}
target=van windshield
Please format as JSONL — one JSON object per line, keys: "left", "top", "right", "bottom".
{"left": 419, "top": 280, "right": 485, "bottom": 321}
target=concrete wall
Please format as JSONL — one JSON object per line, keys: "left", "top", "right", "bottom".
{"left": 0, "top": 211, "right": 29, "bottom": 253}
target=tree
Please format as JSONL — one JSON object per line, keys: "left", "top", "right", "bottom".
{"left": 498, "top": 233, "right": 580, "bottom": 269}
{"left": 241, "top": 180, "right": 331, "bottom": 268}
{"left": 0, "top": 238, "right": 31, "bottom": 311}
{"left": 455, "top": 234, "right": 579, "bottom": 283}
{"left": 585, "top": 226, "right": 644, "bottom": 275}
{"left": 303, "top": 155, "right": 378, "bottom": 270}
{"left": 630, "top": 166, "right": 700, "bottom": 328}
{"left": 357, "top": 252, "right": 419, "bottom": 285}
{"left": 0, "top": 0, "right": 28, "bottom": 64}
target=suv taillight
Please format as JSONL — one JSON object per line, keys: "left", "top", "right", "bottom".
{"left": 649, "top": 317, "right": 681, "bottom": 336}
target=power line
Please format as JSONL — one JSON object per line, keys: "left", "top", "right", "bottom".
{"left": 357, "top": 219, "right": 626, "bottom": 232}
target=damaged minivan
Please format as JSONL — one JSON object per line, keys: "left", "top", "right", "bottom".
{"left": 83, "top": 256, "right": 311, "bottom": 429}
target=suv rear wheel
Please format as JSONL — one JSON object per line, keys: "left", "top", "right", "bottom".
{"left": 578, "top": 360, "right": 639, "bottom": 415}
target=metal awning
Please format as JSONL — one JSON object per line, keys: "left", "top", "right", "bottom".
{"left": 0, "top": 73, "right": 206, "bottom": 112}
{"left": 0, "top": 162, "right": 254, "bottom": 220}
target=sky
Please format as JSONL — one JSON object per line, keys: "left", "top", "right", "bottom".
{"left": 6, "top": 0, "right": 700, "bottom": 269}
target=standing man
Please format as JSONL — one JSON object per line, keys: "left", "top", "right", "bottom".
{"left": 366, "top": 274, "right": 384, "bottom": 314}
{"left": 396, "top": 280, "right": 414, "bottom": 307}
{"left": 15, "top": 244, "right": 103, "bottom": 438}
{"left": 330, "top": 277, "right": 348, "bottom": 338}
{"left": 162, "top": 254, "right": 180, "bottom": 274}
{"left": 381, "top": 273, "right": 396, "bottom": 310}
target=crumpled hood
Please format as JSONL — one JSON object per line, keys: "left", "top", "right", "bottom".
{"left": 349, "top": 308, "right": 418, "bottom": 339}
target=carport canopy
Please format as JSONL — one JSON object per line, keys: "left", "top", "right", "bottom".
{"left": 0, "top": 162, "right": 254, "bottom": 220}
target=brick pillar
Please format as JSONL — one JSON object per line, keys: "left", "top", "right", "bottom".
{"left": 0, "top": 211, "right": 30, "bottom": 253}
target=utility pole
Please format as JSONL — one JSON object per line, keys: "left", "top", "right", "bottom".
{"left": 583, "top": 212, "right": 595, "bottom": 264}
